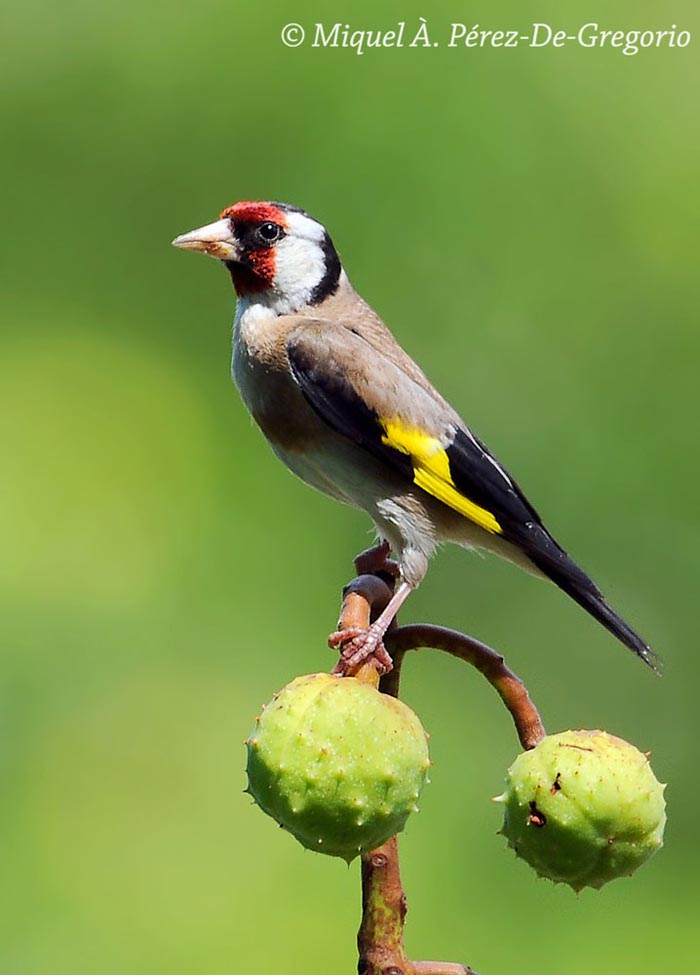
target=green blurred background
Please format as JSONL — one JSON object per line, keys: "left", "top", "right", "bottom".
{"left": 2, "top": 0, "right": 698, "bottom": 971}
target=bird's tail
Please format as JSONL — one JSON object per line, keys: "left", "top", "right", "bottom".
{"left": 525, "top": 529, "right": 662, "bottom": 674}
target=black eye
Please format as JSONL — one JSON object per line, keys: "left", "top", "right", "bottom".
{"left": 257, "top": 222, "right": 283, "bottom": 244}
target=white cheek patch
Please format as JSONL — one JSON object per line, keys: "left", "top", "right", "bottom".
{"left": 239, "top": 209, "right": 333, "bottom": 315}
{"left": 271, "top": 236, "right": 326, "bottom": 311}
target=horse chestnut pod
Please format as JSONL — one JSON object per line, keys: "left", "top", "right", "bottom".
{"left": 496, "top": 729, "right": 666, "bottom": 891}
{"left": 246, "top": 673, "right": 431, "bottom": 861}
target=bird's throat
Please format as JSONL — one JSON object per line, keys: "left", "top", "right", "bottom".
{"left": 225, "top": 255, "right": 275, "bottom": 297}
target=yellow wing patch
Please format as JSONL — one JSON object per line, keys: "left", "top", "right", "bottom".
{"left": 380, "top": 419, "right": 502, "bottom": 535}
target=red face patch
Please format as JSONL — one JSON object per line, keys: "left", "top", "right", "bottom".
{"left": 218, "top": 201, "right": 288, "bottom": 296}
{"left": 244, "top": 248, "right": 276, "bottom": 288}
{"left": 219, "top": 201, "right": 288, "bottom": 228}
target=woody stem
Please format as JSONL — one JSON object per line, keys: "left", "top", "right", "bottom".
{"left": 335, "top": 572, "right": 545, "bottom": 975}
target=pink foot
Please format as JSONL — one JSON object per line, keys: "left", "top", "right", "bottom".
{"left": 329, "top": 625, "right": 394, "bottom": 676}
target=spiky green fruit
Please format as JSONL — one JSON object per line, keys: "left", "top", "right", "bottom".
{"left": 245, "top": 673, "right": 430, "bottom": 861}
{"left": 496, "top": 729, "right": 666, "bottom": 891}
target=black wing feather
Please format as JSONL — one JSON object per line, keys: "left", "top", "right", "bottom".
{"left": 286, "top": 330, "right": 414, "bottom": 477}
{"left": 287, "top": 325, "right": 659, "bottom": 672}
{"left": 447, "top": 432, "right": 660, "bottom": 669}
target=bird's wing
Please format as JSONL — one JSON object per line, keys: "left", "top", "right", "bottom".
{"left": 286, "top": 320, "right": 660, "bottom": 671}
{"left": 286, "top": 320, "right": 544, "bottom": 542}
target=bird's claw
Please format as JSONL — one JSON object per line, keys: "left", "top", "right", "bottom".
{"left": 328, "top": 626, "right": 366, "bottom": 650}
{"left": 329, "top": 626, "right": 394, "bottom": 676}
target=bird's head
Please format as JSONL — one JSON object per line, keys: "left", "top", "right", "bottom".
{"left": 172, "top": 201, "right": 342, "bottom": 315}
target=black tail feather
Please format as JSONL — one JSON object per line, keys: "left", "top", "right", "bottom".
{"left": 522, "top": 528, "right": 662, "bottom": 674}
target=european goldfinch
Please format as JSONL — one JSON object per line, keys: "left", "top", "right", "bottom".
{"left": 173, "top": 201, "right": 659, "bottom": 674}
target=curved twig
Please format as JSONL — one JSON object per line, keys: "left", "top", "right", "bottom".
{"left": 334, "top": 575, "right": 545, "bottom": 750}
{"left": 386, "top": 624, "right": 545, "bottom": 751}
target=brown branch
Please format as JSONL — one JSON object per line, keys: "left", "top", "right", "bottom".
{"left": 386, "top": 624, "right": 545, "bottom": 751}
{"left": 358, "top": 838, "right": 408, "bottom": 974}
{"left": 338, "top": 574, "right": 393, "bottom": 630}
{"left": 359, "top": 838, "right": 478, "bottom": 975}
{"left": 332, "top": 572, "right": 545, "bottom": 975}
{"left": 333, "top": 575, "right": 545, "bottom": 751}
{"left": 332, "top": 574, "right": 394, "bottom": 686}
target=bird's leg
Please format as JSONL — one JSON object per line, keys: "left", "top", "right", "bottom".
{"left": 331, "top": 582, "right": 413, "bottom": 676}
{"left": 353, "top": 539, "right": 399, "bottom": 579}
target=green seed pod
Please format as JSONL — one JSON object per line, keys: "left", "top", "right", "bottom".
{"left": 245, "top": 673, "right": 430, "bottom": 861}
{"left": 496, "top": 729, "right": 666, "bottom": 891}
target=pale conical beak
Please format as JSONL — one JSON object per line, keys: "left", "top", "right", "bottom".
{"left": 171, "top": 218, "right": 240, "bottom": 261}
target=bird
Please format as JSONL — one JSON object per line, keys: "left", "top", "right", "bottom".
{"left": 172, "top": 200, "right": 659, "bottom": 675}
